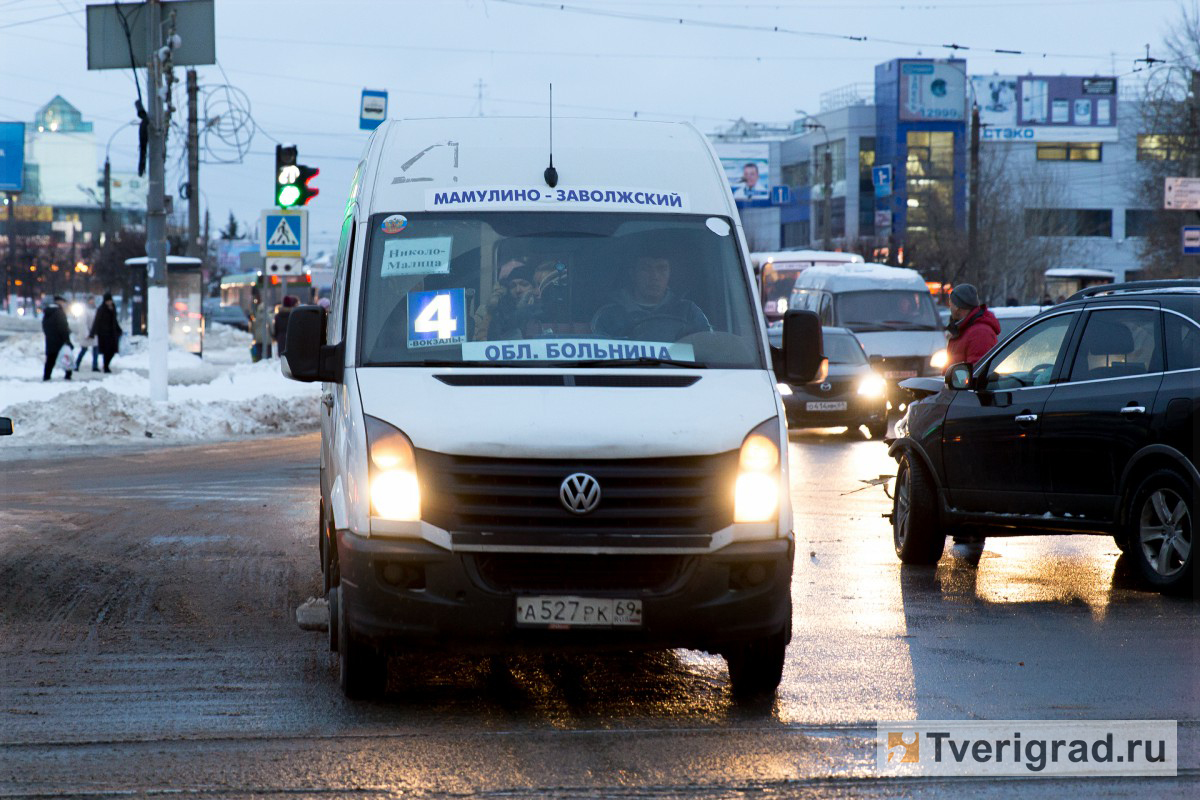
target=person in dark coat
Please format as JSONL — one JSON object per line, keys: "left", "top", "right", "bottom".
{"left": 273, "top": 295, "right": 299, "bottom": 357}
{"left": 945, "top": 283, "right": 1000, "bottom": 370}
{"left": 90, "top": 292, "right": 123, "bottom": 373}
{"left": 41, "top": 294, "right": 73, "bottom": 381}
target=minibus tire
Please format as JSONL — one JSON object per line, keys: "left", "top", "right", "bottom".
{"left": 337, "top": 586, "right": 386, "bottom": 699}
{"left": 725, "top": 629, "right": 787, "bottom": 704}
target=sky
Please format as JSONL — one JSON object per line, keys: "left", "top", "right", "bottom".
{"left": 0, "top": 0, "right": 1190, "bottom": 256}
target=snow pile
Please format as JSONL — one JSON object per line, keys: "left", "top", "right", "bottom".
{"left": 0, "top": 319, "right": 321, "bottom": 445}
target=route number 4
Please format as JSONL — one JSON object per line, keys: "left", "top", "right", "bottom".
{"left": 414, "top": 293, "right": 458, "bottom": 340}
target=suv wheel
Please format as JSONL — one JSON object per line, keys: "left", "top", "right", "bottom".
{"left": 1128, "top": 470, "right": 1194, "bottom": 596}
{"left": 893, "top": 453, "right": 945, "bottom": 565}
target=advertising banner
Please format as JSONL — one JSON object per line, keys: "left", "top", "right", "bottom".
{"left": 0, "top": 121, "right": 25, "bottom": 192}
{"left": 976, "top": 74, "right": 1119, "bottom": 143}
{"left": 714, "top": 142, "right": 771, "bottom": 207}
{"left": 899, "top": 61, "right": 966, "bottom": 122}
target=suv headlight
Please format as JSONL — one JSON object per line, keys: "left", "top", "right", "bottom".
{"left": 735, "top": 419, "right": 781, "bottom": 523}
{"left": 930, "top": 348, "right": 949, "bottom": 370}
{"left": 365, "top": 415, "right": 420, "bottom": 521}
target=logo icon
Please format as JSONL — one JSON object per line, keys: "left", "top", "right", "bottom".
{"left": 819, "top": 382, "right": 832, "bottom": 392}
{"left": 381, "top": 214, "right": 408, "bottom": 234}
{"left": 888, "top": 732, "right": 920, "bottom": 763}
{"left": 560, "top": 473, "right": 601, "bottom": 514}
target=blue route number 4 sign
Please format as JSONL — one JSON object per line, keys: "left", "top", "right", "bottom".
{"left": 408, "top": 289, "right": 466, "bottom": 348}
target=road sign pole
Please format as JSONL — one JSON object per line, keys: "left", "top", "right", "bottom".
{"left": 145, "top": 0, "right": 169, "bottom": 402}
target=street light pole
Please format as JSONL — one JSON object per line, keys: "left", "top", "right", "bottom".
{"left": 145, "top": 0, "right": 168, "bottom": 402}
{"left": 796, "top": 110, "right": 832, "bottom": 250}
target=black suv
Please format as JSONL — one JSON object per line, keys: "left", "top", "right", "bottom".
{"left": 889, "top": 281, "right": 1197, "bottom": 595}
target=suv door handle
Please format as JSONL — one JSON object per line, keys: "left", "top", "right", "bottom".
{"left": 1119, "top": 405, "right": 1147, "bottom": 416}
{"left": 321, "top": 391, "right": 334, "bottom": 411}
{"left": 1015, "top": 413, "right": 1038, "bottom": 423}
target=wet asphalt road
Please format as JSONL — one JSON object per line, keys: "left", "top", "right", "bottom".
{"left": 1, "top": 431, "right": 1196, "bottom": 798}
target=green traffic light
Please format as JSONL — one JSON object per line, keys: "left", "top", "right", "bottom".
{"left": 277, "top": 185, "right": 301, "bottom": 207}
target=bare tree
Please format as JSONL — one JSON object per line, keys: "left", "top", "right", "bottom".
{"left": 907, "top": 146, "right": 1072, "bottom": 304}
{"left": 1134, "top": 1, "right": 1200, "bottom": 277}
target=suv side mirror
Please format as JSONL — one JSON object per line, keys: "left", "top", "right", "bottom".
{"left": 0, "top": 416, "right": 12, "bottom": 436}
{"left": 945, "top": 362, "right": 972, "bottom": 391}
{"left": 283, "top": 306, "right": 344, "bottom": 383}
{"left": 775, "top": 309, "right": 824, "bottom": 384}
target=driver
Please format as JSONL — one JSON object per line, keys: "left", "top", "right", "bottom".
{"left": 591, "top": 254, "right": 712, "bottom": 341}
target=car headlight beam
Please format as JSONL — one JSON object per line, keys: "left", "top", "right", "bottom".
{"left": 857, "top": 373, "right": 887, "bottom": 398}
{"left": 734, "top": 421, "right": 781, "bottom": 523}
{"left": 365, "top": 415, "right": 420, "bottom": 521}
{"left": 930, "top": 348, "right": 949, "bottom": 370}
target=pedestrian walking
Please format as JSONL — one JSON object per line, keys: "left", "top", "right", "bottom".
{"left": 41, "top": 295, "right": 73, "bottom": 381}
{"left": 273, "top": 295, "right": 299, "bottom": 357}
{"left": 90, "top": 292, "right": 123, "bottom": 373}
{"left": 71, "top": 295, "right": 99, "bottom": 371}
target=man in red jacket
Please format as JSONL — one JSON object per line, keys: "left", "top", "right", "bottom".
{"left": 945, "top": 283, "right": 1000, "bottom": 369}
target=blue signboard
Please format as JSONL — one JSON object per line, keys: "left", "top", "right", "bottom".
{"left": 1182, "top": 225, "right": 1200, "bottom": 256}
{"left": 360, "top": 89, "right": 388, "bottom": 131}
{"left": 770, "top": 185, "right": 792, "bottom": 205}
{"left": 872, "top": 165, "right": 892, "bottom": 199}
{"left": 261, "top": 210, "right": 305, "bottom": 256}
{"left": 0, "top": 122, "right": 26, "bottom": 192}
{"left": 408, "top": 288, "right": 466, "bottom": 348}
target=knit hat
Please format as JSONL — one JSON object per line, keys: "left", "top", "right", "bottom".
{"left": 282, "top": 295, "right": 299, "bottom": 308}
{"left": 502, "top": 263, "right": 535, "bottom": 286}
{"left": 950, "top": 283, "right": 980, "bottom": 310}
{"left": 103, "top": 292, "right": 113, "bottom": 301}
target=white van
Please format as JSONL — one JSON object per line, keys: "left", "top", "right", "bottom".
{"left": 788, "top": 263, "right": 947, "bottom": 395}
{"left": 750, "top": 250, "right": 865, "bottom": 324}
{"left": 283, "top": 117, "right": 823, "bottom": 702}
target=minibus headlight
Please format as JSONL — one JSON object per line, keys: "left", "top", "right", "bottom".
{"left": 735, "top": 420, "right": 781, "bottom": 523}
{"left": 930, "top": 348, "right": 949, "bottom": 370}
{"left": 857, "top": 373, "right": 887, "bottom": 398}
{"left": 365, "top": 415, "right": 420, "bottom": 521}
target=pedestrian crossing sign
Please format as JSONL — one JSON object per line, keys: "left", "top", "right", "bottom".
{"left": 260, "top": 208, "right": 307, "bottom": 257}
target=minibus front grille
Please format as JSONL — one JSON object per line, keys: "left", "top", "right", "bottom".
{"left": 469, "top": 553, "right": 691, "bottom": 593}
{"left": 417, "top": 450, "right": 738, "bottom": 549}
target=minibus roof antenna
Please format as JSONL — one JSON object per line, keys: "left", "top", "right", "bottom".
{"left": 544, "top": 83, "right": 558, "bottom": 188}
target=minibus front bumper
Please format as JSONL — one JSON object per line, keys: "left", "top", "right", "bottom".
{"left": 335, "top": 531, "right": 793, "bottom": 654}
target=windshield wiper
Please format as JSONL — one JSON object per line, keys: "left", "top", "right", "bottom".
{"left": 880, "top": 320, "right": 940, "bottom": 331}
{"left": 843, "top": 321, "right": 887, "bottom": 332}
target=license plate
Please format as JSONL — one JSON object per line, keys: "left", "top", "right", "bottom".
{"left": 884, "top": 370, "right": 917, "bottom": 379}
{"left": 806, "top": 401, "right": 847, "bottom": 411}
{"left": 515, "top": 596, "right": 642, "bottom": 628}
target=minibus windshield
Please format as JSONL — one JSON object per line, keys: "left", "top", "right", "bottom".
{"left": 359, "top": 212, "right": 765, "bottom": 368}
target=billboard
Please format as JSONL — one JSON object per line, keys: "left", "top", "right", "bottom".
{"left": 974, "top": 74, "right": 1119, "bottom": 142}
{"left": 714, "top": 142, "right": 771, "bottom": 207}
{"left": 0, "top": 121, "right": 25, "bottom": 192}
{"left": 899, "top": 61, "right": 966, "bottom": 122}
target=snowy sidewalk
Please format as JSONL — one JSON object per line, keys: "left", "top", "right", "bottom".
{"left": 0, "top": 316, "right": 321, "bottom": 450}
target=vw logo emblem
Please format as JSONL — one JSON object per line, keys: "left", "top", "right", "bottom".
{"left": 560, "top": 472, "right": 601, "bottom": 514}
{"left": 820, "top": 382, "right": 832, "bottom": 392}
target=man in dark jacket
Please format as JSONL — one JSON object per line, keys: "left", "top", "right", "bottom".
{"left": 41, "top": 295, "right": 73, "bottom": 381}
{"left": 945, "top": 283, "right": 1000, "bottom": 369}
{"left": 90, "top": 292, "right": 123, "bottom": 373}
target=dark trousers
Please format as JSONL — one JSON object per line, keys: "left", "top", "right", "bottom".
{"left": 44, "top": 343, "right": 65, "bottom": 380}
{"left": 101, "top": 351, "right": 114, "bottom": 372}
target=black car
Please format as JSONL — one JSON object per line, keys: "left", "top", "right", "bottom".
{"left": 888, "top": 281, "right": 1198, "bottom": 595}
{"left": 770, "top": 325, "right": 889, "bottom": 437}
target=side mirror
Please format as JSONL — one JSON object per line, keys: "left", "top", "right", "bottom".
{"left": 775, "top": 309, "right": 824, "bottom": 384}
{"left": 945, "top": 362, "right": 972, "bottom": 391}
{"left": 283, "top": 306, "right": 344, "bottom": 383}
{"left": 0, "top": 417, "right": 12, "bottom": 436}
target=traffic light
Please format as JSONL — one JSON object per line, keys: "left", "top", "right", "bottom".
{"left": 275, "top": 144, "right": 319, "bottom": 207}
